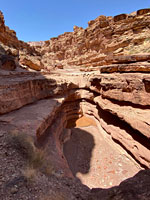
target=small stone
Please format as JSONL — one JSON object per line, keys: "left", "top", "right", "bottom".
{"left": 109, "top": 182, "right": 113, "bottom": 186}
{"left": 10, "top": 186, "right": 18, "bottom": 194}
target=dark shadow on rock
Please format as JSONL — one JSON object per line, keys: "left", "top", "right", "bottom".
{"left": 63, "top": 127, "right": 95, "bottom": 176}
{"left": 89, "top": 169, "right": 150, "bottom": 200}
{"left": 0, "top": 44, "right": 18, "bottom": 71}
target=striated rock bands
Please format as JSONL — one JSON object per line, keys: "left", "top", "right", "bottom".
{"left": 27, "top": 8, "right": 150, "bottom": 71}
{"left": 1, "top": 70, "right": 150, "bottom": 168}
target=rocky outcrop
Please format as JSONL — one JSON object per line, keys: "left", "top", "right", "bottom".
{"left": 0, "top": 11, "right": 44, "bottom": 71}
{"left": 100, "top": 63, "right": 150, "bottom": 73}
{"left": 2, "top": 9, "right": 150, "bottom": 72}
{"left": 26, "top": 9, "right": 150, "bottom": 71}
{"left": 20, "top": 57, "right": 44, "bottom": 71}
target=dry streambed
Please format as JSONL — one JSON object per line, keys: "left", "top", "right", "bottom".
{"left": 63, "top": 116, "right": 141, "bottom": 188}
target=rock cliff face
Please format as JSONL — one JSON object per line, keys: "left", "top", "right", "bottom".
{"left": 29, "top": 8, "right": 150, "bottom": 71}
{"left": 0, "top": 11, "right": 43, "bottom": 71}
{"left": 1, "top": 8, "right": 150, "bottom": 200}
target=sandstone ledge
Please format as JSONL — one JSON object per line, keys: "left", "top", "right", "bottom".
{"left": 100, "top": 63, "right": 150, "bottom": 73}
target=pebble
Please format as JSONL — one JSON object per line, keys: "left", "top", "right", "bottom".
{"left": 10, "top": 186, "right": 18, "bottom": 194}
{"left": 118, "top": 163, "right": 122, "bottom": 167}
{"left": 109, "top": 182, "right": 113, "bottom": 186}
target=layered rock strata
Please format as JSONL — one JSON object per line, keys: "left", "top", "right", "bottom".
{"left": 2, "top": 8, "right": 150, "bottom": 72}
{"left": 0, "top": 11, "right": 43, "bottom": 71}
{"left": 1, "top": 68, "right": 150, "bottom": 169}
{"left": 27, "top": 9, "right": 150, "bottom": 71}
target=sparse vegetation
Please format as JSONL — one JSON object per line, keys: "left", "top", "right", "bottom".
{"left": 22, "top": 166, "right": 37, "bottom": 182}
{"left": 9, "top": 130, "right": 54, "bottom": 180}
{"left": 9, "top": 130, "right": 43, "bottom": 167}
{"left": 127, "top": 38, "right": 150, "bottom": 55}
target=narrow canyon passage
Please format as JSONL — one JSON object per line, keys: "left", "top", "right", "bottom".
{"left": 63, "top": 116, "right": 141, "bottom": 189}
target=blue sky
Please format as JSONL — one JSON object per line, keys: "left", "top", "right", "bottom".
{"left": 1, "top": 1, "right": 149, "bottom": 42}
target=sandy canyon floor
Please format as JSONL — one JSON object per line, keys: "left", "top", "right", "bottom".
{"left": 64, "top": 116, "right": 141, "bottom": 189}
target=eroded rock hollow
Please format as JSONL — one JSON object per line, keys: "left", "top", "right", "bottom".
{"left": 1, "top": 8, "right": 150, "bottom": 200}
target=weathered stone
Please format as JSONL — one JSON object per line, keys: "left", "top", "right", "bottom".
{"left": 90, "top": 73, "right": 150, "bottom": 106}
{"left": 95, "top": 96, "right": 150, "bottom": 138}
{"left": 137, "top": 8, "right": 150, "bottom": 16}
{"left": 24, "top": 8, "right": 150, "bottom": 70}
{"left": 20, "top": 57, "right": 43, "bottom": 71}
{"left": 100, "top": 63, "right": 150, "bottom": 73}
{"left": 113, "top": 14, "right": 127, "bottom": 22}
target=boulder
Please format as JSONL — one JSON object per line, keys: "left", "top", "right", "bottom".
{"left": 20, "top": 57, "right": 43, "bottom": 71}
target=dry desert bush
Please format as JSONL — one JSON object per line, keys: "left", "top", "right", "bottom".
{"left": 8, "top": 130, "right": 54, "bottom": 180}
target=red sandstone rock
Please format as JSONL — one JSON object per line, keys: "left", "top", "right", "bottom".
{"left": 20, "top": 57, "right": 43, "bottom": 71}
{"left": 137, "top": 8, "right": 150, "bottom": 16}
{"left": 113, "top": 14, "right": 127, "bottom": 22}
{"left": 95, "top": 96, "right": 150, "bottom": 138}
{"left": 90, "top": 73, "right": 150, "bottom": 106}
{"left": 0, "top": 11, "right": 43, "bottom": 72}
{"left": 100, "top": 63, "right": 150, "bottom": 73}
{"left": 26, "top": 9, "right": 150, "bottom": 70}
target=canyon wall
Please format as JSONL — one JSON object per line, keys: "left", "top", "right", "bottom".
{"left": 31, "top": 8, "right": 150, "bottom": 71}
{"left": 0, "top": 11, "right": 43, "bottom": 71}
{"left": 1, "top": 70, "right": 150, "bottom": 169}
{"left": 1, "top": 8, "right": 150, "bottom": 72}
